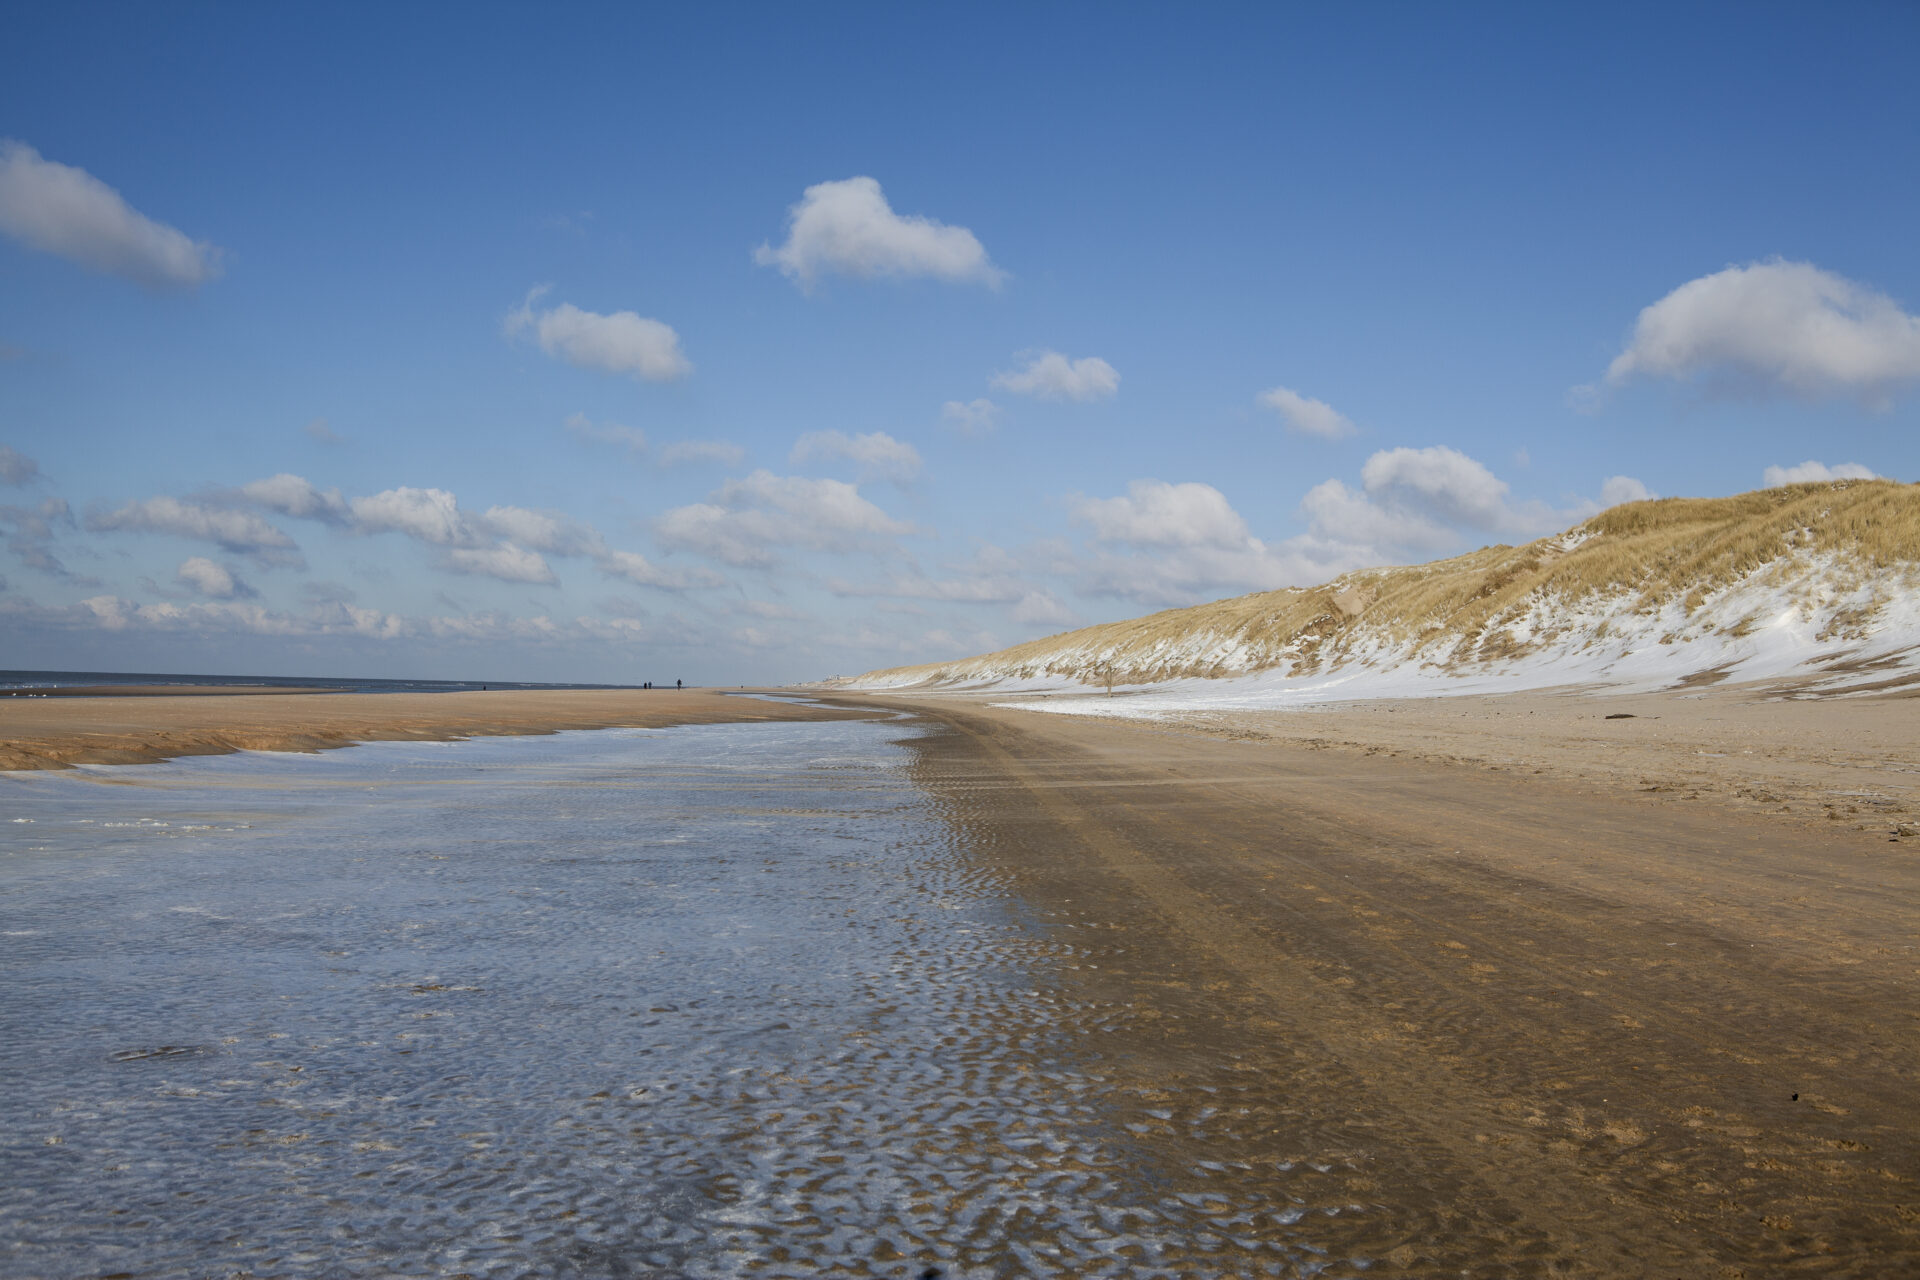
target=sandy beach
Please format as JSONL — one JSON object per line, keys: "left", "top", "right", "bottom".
{"left": 0, "top": 687, "right": 871, "bottom": 771}
{"left": 8, "top": 681, "right": 1918, "bottom": 1269}
{"left": 822, "top": 686, "right": 1920, "bottom": 1272}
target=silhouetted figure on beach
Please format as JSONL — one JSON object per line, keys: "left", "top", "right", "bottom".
{"left": 676, "top": 678, "right": 682, "bottom": 690}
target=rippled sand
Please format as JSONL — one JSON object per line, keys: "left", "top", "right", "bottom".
{"left": 3, "top": 721, "right": 1379, "bottom": 1278}
{"left": 9, "top": 699, "right": 1918, "bottom": 1278}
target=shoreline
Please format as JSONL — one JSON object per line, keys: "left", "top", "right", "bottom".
{"left": 0, "top": 687, "right": 874, "bottom": 771}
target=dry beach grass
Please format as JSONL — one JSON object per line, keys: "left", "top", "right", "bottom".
{"left": 852, "top": 479, "right": 1920, "bottom": 690}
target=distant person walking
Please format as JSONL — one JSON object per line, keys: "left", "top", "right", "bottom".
{"left": 676, "top": 678, "right": 682, "bottom": 690}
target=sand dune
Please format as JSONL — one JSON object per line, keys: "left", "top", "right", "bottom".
{"left": 846, "top": 479, "right": 1920, "bottom": 706}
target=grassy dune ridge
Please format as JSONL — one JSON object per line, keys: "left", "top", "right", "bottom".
{"left": 848, "top": 479, "right": 1920, "bottom": 693}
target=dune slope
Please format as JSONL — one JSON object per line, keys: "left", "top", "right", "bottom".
{"left": 845, "top": 479, "right": 1920, "bottom": 703}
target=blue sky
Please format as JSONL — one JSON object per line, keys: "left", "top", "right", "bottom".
{"left": 3, "top": 3, "right": 1917, "bottom": 683}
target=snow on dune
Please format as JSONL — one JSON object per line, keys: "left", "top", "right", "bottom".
{"left": 842, "top": 481, "right": 1920, "bottom": 716}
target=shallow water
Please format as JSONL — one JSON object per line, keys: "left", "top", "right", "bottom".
{"left": 1, "top": 721, "right": 1364, "bottom": 1278}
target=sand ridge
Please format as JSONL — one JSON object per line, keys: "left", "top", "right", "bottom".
{"left": 0, "top": 687, "right": 874, "bottom": 771}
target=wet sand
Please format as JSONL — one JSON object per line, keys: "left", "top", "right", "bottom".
{"left": 0, "top": 688, "right": 871, "bottom": 770}
{"left": 838, "top": 690, "right": 1920, "bottom": 1275}
{"left": 10, "top": 680, "right": 1918, "bottom": 1270}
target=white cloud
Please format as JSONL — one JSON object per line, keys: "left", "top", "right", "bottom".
{"left": 790, "top": 429, "right": 922, "bottom": 482}
{"left": 0, "top": 445, "right": 38, "bottom": 485}
{"left": 941, "top": 398, "right": 1001, "bottom": 435}
{"left": 991, "top": 350, "right": 1119, "bottom": 402}
{"left": 657, "top": 470, "right": 913, "bottom": 568}
{"left": 1073, "top": 480, "right": 1255, "bottom": 550}
{"left": 1011, "top": 590, "right": 1078, "bottom": 629}
{"left": 505, "top": 287, "right": 691, "bottom": 381}
{"left": 348, "top": 486, "right": 486, "bottom": 547}
{"left": 1358, "top": 446, "right": 1517, "bottom": 531}
{"left": 0, "top": 140, "right": 221, "bottom": 288}
{"left": 1762, "top": 460, "right": 1880, "bottom": 488}
{"left": 658, "top": 439, "right": 746, "bottom": 467}
{"left": 753, "top": 176, "right": 1002, "bottom": 288}
{"left": 439, "top": 543, "right": 558, "bottom": 585}
{"left": 1598, "top": 259, "right": 1920, "bottom": 402}
{"left": 1297, "top": 478, "right": 1452, "bottom": 554}
{"left": 595, "top": 549, "right": 724, "bottom": 590}
{"left": 1297, "top": 446, "right": 1626, "bottom": 564}
{"left": 1060, "top": 481, "right": 1366, "bottom": 607}
{"left": 87, "top": 496, "right": 300, "bottom": 563}
{"left": 176, "top": 557, "right": 254, "bottom": 599}
{"left": 720, "top": 471, "right": 912, "bottom": 537}
{"left": 1599, "top": 475, "right": 1656, "bottom": 506}
{"left": 1258, "top": 385, "right": 1356, "bottom": 439}
{"left": 240, "top": 473, "right": 349, "bottom": 523}
{"left": 480, "top": 505, "right": 600, "bottom": 557}
{"left": 654, "top": 504, "right": 777, "bottom": 569}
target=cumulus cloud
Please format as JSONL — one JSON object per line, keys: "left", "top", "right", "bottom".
{"left": 480, "top": 505, "right": 600, "bottom": 557}
{"left": 1762, "top": 460, "right": 1880, "bottom": 488}
{"left": 657, "top": 470, "right": 913, "bottom": 568}
{"left": 5, "top": 592, "right": 409, "bottom": 642}
{"left": 0, "top": 591, "right": 751, "bottom": 653}
{"left": 1072, "top": 480, "right": 1255, "bottom": 550}
{"left": 595, "top": 549, "right": 724, "bottom": 591}
{"left": 0, "top": 140, "right": 221, "bottom": 288}
{"left": 565, "top": 412, "right": 647, "bottom": 454}
{"left": 657, "top": 439, "right": 746, "bottom": 467}
{"left": 87, "top": 496, "right": 301, "bottom": 564}
{"left": 992, "top": 350, "right": 1120, "bottom": 402}
{"left": 1296, "top": 446, "right": 1640, "bottom": 566}
{"left": 1597, "top": 259, "right": 1920, "bottom": 403}
{"left": 439, "top": 543, "right": 558, "bottom": 585}
{"left": 754, "top": 176, "right": 1002, "bottom": 288}
{"left": 348, "top": 486, "right": 487, "bottom": 547}
{"left": 240, "top": 473, "right": 349, "bottom": 523}
{"left": 1258, "top": 385, "right": 1356, "bottom": 439}
{"left": 1060, "top": 481, "right": 1360, "bottom": 606}
{"left": 176, "top": 556, "right": 254, "bottom": 599}
{"left": 1358, "top": 446, "right": 1519, "bottom": 531}
{"left": 0, "top": 445, "right": 38, "bottom": 485}
{"left": 1011, "top": 589, "right": 1078, "bottom": 629}
{"left": 227, "top": 474, "right": 699, "bottom": 593}
{"left": 790, "top": 429, "right": 922, "bottom": 482}
{"left": 1296, "top": 446, "right": 1560, "bottom": 559}
{"left": 941, "top": 398, "right": 1000, "bottom": 435}
{"left": 1599, "top": 475, "right": 1656, "bottom": 507}
{"left": 1297, "top": 478, "right": 1452, "bottom": 555}
{"left": 505, "top": 287, "right": 691, "bottom": 381}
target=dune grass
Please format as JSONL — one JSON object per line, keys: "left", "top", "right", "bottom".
{"left": 856, "top": 480, "right": 1920, "bottom": 688}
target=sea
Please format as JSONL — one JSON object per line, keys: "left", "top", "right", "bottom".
{"left": 0, "top": 713, "right": 1369, "bottom": 1278}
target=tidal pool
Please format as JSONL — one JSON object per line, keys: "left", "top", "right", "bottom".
{"left": 1, "top": 720, "right": 1357, "bottom": 1278}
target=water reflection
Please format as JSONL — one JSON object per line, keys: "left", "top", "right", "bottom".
{"left": 2, "top": 721, "right": 1354, "bottom": 1278}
